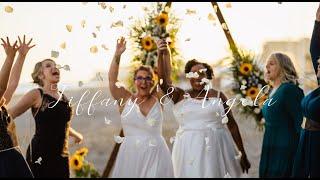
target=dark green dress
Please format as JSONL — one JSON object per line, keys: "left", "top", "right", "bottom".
{"left": 292, "top": 20, "right": 320, "bottom": 178}
{"left": 259, "top": 82, "right": 304, "bottom": 177}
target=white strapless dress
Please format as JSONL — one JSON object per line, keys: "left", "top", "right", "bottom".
{"left": 111, "top": 99, "right": 174, "bottom": 178}
{"left": 172, "top": 95, "right": 243, "bottom": 178}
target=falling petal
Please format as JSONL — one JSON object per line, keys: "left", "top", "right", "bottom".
{"left": 51, "top": 51, "right": 59, "bottom": 58}
{"left": 200, "top": 78, "right": 210, "bottom": 85}
{"left": 222, "top": 116, "right": 229, "bottom": 124}
{"left": 104, "top": 117, "right": 112, "bottom": 125}
{"left": 208, "top": 13, "right": 216, "bottom": 21}
{"left": 96, "top": 25, "right": 101, "bottom": 31}
{"left": 66, "top": 24, "right": 72, "bottom": 32}
{"left": 60, "top": 42, "right": 66, "bottom": 49}
{"left": 63, "top": 65, "right": 70, "bottom": 71}
{"left": 185, "top": 9, "right": 196, "bottom": 15}
{"left": 225, "top": 2, "right": 232, "bottom": 8}
{"left": 159, "top": 79, "right": 163, "bottom": 85}
{"left": 128, "top": 16, "right": 133, "bottom": 20}
{"left": 142, "top": 6, "right": 149, "bottom": 12}
{"left": 35, "top": 157, "right": 42, "bottom": 165}
{"left": 81, "top": 20, "right": 86, "bottom": 28}
{"left": 98, "top": 2, "right": 107, "bottom": 9}
{"left": 78, "top": 81, "right": 84, "bottom": 87}
{"left": 109, "top": 5, "right": 114, "bottom": 13}
{"left": 4, "top": 6, "right": 13, "bottom": 13}
{"left": 110, "top": 20, "right": 123, "bottom": 28}
{"left": 122, "top": 5, "right": 126, "bottom": 9}
{"left": 114, "top": 135, "right": 124, "bottom": 144}
{"left": 185, "top": 38, "right": 191, "bottom": 42}
{"left": 56, "top": 64, "right": 62, "bottom": 69}
{"left": 90, "top": 45, "right": 98, "bottom": 53}
{"left": 101, "top": 44, "right": 109, "bottom": 51}
{"left": 199, "top": 68, "right": 207, "bottom": 73}
{"left": 186, "top": 72, "right": 199, "bottom": 79}
{"left": 92, "top": 32, "right": 97, "bottom": 38}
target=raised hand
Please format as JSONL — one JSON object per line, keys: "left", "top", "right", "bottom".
{"left": 17, "top": 35, "right": 36, "bottom": 56}
{"left": 156, "top": 39, "right": 170, "bottom": 55}
{"left": 115, "top": 37, "right": 126, "bottom": 57}
{"left": 1, "top": 37, "right": 19, "bottom": 57}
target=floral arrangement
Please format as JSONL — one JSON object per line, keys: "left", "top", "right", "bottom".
{"left": 229, "top": 48, "right": 270, "bottom": 130}
{"left": 69, "top": 147, "right": 100, "bottom": 178}
{"left": 126, "top": 2, "right": 184, "bottom": 91}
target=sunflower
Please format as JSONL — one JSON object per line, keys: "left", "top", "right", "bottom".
{"left": 246, "top": 87, "right": 259, "bottom": 100}
{"left": 239, "top": 63, "right": 253, "bottom": 76}
{"left": 69, "top": 155, "right": 83, "bottom": 171}
{"left": 155, "top": 12, "right": 169, "bottom": 27}
{"left": 75, "top": 147, "right": 88, "bottom": 157}
{"left": 141, "top": 36, "right": 154, "bottom": 51}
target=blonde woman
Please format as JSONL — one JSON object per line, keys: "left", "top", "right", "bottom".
{"left": 7, "top": 58, "right": 83, "bottom": 178}
{"left": 259, "top": 53, "right": 304, "bottom": 177}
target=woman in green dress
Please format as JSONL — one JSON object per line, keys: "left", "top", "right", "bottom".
{"left": 259, "top": 52, "right": 304, "bottom": 178}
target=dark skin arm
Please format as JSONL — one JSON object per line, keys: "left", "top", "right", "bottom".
{"left": 220, "top": 92, "right": 251, "bottom": 173}
{"left": 156, "top": 39, "right": 184, "bottom": 104}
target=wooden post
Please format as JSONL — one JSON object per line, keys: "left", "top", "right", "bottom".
{"left": 211, "top": 2, "right": 241, "bottom": 60}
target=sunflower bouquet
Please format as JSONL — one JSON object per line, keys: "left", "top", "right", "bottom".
{"left": 69, "top": 147, "right": 100, "bottom": 178}
{"left": 127, "top": 2, "right": 184, "bottom": 91}
{"left": 229, "top": 48, "right": 269, "bottom": 130}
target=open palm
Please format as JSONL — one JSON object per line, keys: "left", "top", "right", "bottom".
{"left": 17, "top": 35, "right": 36, "bottom": 56}
{"left": 1, "top": 37, "right": 19, "bottom": 57}
{"left": 115, "top": 37, "right": 126, "bottom": 56}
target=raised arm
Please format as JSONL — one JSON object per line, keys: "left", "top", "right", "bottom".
{"left": 310, "top": 4, "right": 320, "bottom": 82}
{"left": 3, "top": 35, "right": 36, "bottom": 104}
{"left": 108, "top": 37, "right": 131, "bottom": 103}
{"left": 220, "top": 92, "right": 251, "bottom": 173}
{"left": 0, "top": 37, "right": 18, "bottom": 99}
{"left": 156, "top": 39, "right": 184, "bottom": 104}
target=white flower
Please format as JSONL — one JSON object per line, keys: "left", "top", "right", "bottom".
{"left": 146, "top": 118, "right": 157, "bottom": 127}
{"left": 114, "top": 135, "right": 125, "bottom": 144}
{"left": 115, "top": 81, "right": 126, "bottom": 88}
{"left": 235, "top": 151, "right": 242, "bottom": 160}
{"left": 199, "top": 68, "right": 207, "bottom": 73}
{"left": 186, "top": 72, "right": 199, "bottom": 79}
{"left": 149, "top": 139, "right": 157, "bottom": 147}
{"left": 241, "top": 80, "right": 247, "bottom": 85}
{"left": 104, "top": 117, "right": 112, "bottom": 125}
{"left": 241, "top": 90, "right": 246, "bottom": 95}
{"left": 260, "top": 118, "right": 266, "bottom": 125}
{"left": 170, "top": 137, "right": 175, "bottom": 144}
{"left": 254, "top": 108, "right": 261, "bottom": 114}
{"left": 204, "top": 84, "right": 210, "bottom": 91}
{"left": 222, "top": 116, "right": 229, "bottom": 124}
{"left": 205, "top": 137, "right": 209, "bottom": 145}
{"left": 200, "top": 78, "right": 210, "bottom": 85}
{"left": 240, "top": 85, "right": 247, "bottom": 90}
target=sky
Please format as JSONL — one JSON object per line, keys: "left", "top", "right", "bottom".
{"left": 0, "top": 2, "right": 319, "bottom": 88}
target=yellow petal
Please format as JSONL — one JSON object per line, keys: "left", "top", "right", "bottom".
{"left": 186, "top": 9, "right": 196, "bottom": 15}
{"left": 66, "top": 24, "right": 72, "bottom": 32}
{"left": 60, "top": 42, "right": 66, "bottom": 49}
{"left": 101, "top": 44, "right": 109, "bottom": 51}
{"left": 4, "top": 6, "right": 13, "bottom": 13}
{"left": 90, "top": 45, "right": 98, "bottom": 53}
{"left": 81, "top": 20, "right": 86, "bottom": 28}
{"left": 226, "top": 2, "right": 232, "bottom": 8}
{"left": 208, "top": 13, "right": 216, "bottom": 21}
{"left": 51, "top": 51, "right": 59, "bottom": 58}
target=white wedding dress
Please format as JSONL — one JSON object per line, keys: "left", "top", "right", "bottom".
{"left": 172, "top": 92, "right": 243, "bottom": 178}
{"left": 111, "top": 97, "right": 174, "bottom": 178}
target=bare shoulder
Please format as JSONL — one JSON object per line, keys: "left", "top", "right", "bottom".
{"left": 25, "top": 88, "right": 42, "bottom": 108}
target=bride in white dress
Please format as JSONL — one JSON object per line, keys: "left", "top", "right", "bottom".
{"left": 156, "top": 39, "right": 251, "bottom": 178}
{"left": 107, "top": 37, "right": 174, "bottom": 178}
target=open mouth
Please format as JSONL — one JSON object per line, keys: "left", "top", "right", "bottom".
{"left": 52, "top": 72, "right": 60, "bottom": 76}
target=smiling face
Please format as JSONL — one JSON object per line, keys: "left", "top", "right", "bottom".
{"left": 39, "top": 60, "right": 60, "bottom": 85}
{"left": 134, "top": 70, "right": 154, "bottom": 96}
{"left": 189, "top": 64, "right": 208, "bottom": 91}
{"left": 265, "top": 57, "right": 281, "bottom": 82}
